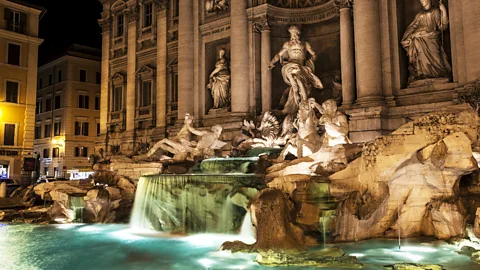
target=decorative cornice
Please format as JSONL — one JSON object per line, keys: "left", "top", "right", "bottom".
{"left": 199, "top": 16, "right": 230, "bottom": 34}
{"left": 247, "top": 2, "right": 337, "bottom": 25}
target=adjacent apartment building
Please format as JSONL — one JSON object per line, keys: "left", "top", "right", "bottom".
{"left": 0, "top": 0, "right": 44, "bottom": 184}
{"left": 35, "top": 45, "right": 101, "bottom": 180}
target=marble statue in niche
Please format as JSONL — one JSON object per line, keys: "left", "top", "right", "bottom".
{"left": 401, "top": 0, "right": 451, "bottom": 86}
{"left": 205, "top": 0, "right": 229, "bottom": 14}
{"left": 207, "top": 48, "right": 231, "bottom": 110}
{"left": 269, "top": 25, "right": 323, "bottom": 117}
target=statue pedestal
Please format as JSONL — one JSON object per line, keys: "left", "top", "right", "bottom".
{"left": 208, "top": 107, "right": 230, "bottom": 115}
{"left": 408, "top": 77, "right": 450, "bottom": 88}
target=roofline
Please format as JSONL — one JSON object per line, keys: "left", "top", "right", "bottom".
{"left": 39, "top": 54, "right": 101, "bottom": 71}
{"left": 6, "top": 0, "right": 46, "bottom": 18}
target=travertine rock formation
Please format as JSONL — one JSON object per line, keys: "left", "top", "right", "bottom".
{"left": 330, "top": 109, "right": 479, "bottom": 241}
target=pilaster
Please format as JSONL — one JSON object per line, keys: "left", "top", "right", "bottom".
{"left": 230, "top": 0, "right": 250, "bottom": 114}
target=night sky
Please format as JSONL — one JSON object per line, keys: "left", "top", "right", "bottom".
{"left": 23, "top": 0, "right": 103, "bottom": 65}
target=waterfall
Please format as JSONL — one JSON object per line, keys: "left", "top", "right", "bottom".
{"left": 199, "top": 157, "right": 259, "bottom": 174}
{"left": 238, "top": 212, "right": 256, "bottom": 244}
{"left": 130, "top": 173, "right": 263, "bottom": 234}
{"left": 69, "top": 196, "right": 84, "bottom": 223}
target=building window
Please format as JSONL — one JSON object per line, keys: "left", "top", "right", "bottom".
{"left": 81, "top": 147, "right": 88, "bottom": 157}
{"left": 34, "top": 125, "right": 41, "bottom": 139}
{"left": 58, "top": 70, "right": 62, "bottom": 82}
{"left": 3, "top": 124, "right": 15, "bottom": 146}
{"left": 48, "top": 74, "right": 52, "bottom": 86}
{"left": 116, "top": 14, "right": 124, "bottom": 37}
{"left": 140, "top": 81, "right": 152, "bottom": 107}
{"left": 52, "top": 148, "right": 59, "bottom": 158}
{"left": 7, "top": 43, "right": 20, "bottom": 66}
{"left": 6, "top": 81, "right": 18, "bottom": 103}
{"left": 96, "top": 72, "right": 101, "bottom": 84}
{"left": 43, "top": 149, "right": 49, "bottom": 158}
{"left": 36, "top": 101, "right": 42, "bottom": 114}
{"left": 75, "top": 121, "right": 89, "bottom": 136}
{"left": 5, "top": 9, "right": 25, "bottom": 33}
{"left": 54, "top": 122, "right": 61, "bottom": 136}
{"left": 144, "top": 3, "right": 153, "bottom": 28}
{"left": 95, "top": 96, "right": 100, "bottom": 110}
{"left": 44, "top": 123, "right": 51, "bottom": 138}
{"left": 170, "top": 72, "right": 178, "bottom": 111}
{"left": 112, "top": 86, "right": 123, "bottom": 112}
{"left": 80, "top": 69, "right": 87, "bottom": 82}
{"left": 78, "top": 95, "right": 89, "bottom": 109}
{"left": 74, "top": 147, "right": 88, "bottom": 157}
{"left": 54, "top": 95, "right": 61, "bottom": 109}
{"left": 45, "top": 98, "right": 52, "bottom": 111}
{"left": 39, "top": 78, "right": 43, "bottom": 89}
{"left": 82, "top": 122, "right": 89, "bottom": 136}
{"left": 96, "top": 123, "right": 100, "bottom": 136}
{"left": 174, "top": 0, "right": 179, "bottom": 17}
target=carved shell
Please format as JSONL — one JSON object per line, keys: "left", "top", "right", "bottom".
{"left": 258, "top": 112, "right": 280, "bottom": 141}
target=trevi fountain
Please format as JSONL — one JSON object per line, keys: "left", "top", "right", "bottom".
{"left": 3, "top": 0, "right": 480, "bottom": 269}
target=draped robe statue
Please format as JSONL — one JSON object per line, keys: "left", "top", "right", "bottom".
{"left": 269, "top": 25, "right": 323, "bottom": 116}
{"left": 207, "top": 48, "right": 231, "bottom": 109}
{"left": 401, "top": 0, "right": 451, "bottom": 85}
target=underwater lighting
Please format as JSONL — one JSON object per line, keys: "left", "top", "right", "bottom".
{"left": 198, "top": 258, "right": 214, "bottom": 269}
{"left": 400, "top": 246, "right": 437, "bottom": 253}
{"left": 350, "top": 253, "right": 365, "bottom": 257}
{"left": 55, "top": 224, "right": 81, "bottom": 230}
{"left": 109, "top": 229, "right": 145, "bottom": 241}
{"left": 77, "top": 225, "right": 105, "bottom": 232}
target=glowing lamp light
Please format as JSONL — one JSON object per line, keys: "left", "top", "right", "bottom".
{"left": 198, "top": 258, "right": 214, "bottom": 269}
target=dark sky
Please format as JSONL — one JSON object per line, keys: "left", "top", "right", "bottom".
{"left": 24, "top": 0, "right": 103, "bottom": 65}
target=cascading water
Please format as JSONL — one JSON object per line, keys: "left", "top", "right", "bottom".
{"left": 130, "top": 157, "right": 265, "bottom": 234}
{"left": 69, "top": 196, "right": 84, "bottom": 223}
{"left": 238, "top": 211, "right": 256, "bottom": 244}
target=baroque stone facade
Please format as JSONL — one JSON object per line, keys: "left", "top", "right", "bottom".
{"left": 96, "top": 0, "right": 480, "bottom": 155}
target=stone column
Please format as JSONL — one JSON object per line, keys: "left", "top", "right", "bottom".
{"left": 335, "top": 1, "right": 355, "bottom": 107}
{"left": 178, "top": 0, "right": 194, "bottom": 118}
{"left": 99, "top": 19, "right": 110, "bottom": 136}
{"left": 230, "top": 0, "right": 250, "bottom": 113}
{"left": 156, "top": 9, "right": 167, "bottom": 129}
{"left": 260, "top": 22, "right": 272, "bottom": 112}
{"left": 353, "top": 0, "right": 383, "bottom": 106}
{"left": 126, "top": 9, "right": 137, "bottom": 132}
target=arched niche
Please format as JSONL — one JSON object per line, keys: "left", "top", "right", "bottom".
{"left": 396, "top": 0, "right": 452, "bottom": 89}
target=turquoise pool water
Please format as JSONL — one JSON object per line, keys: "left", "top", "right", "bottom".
{"left": 0, "top": 224, "right": 477, "bottom": 270}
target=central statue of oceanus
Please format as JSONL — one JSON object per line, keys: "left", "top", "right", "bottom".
{"left": 269, "top": 25, "right": 323, "bottom": 116}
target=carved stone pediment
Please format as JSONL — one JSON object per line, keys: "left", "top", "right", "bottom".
{"left": 136, "top": 65, "right": 156, "bottom": 77}
{"left": 110, "top": 72, "right": 126, "bottom": 82}
{"left": 111, "top": 0, "right": 126, "bottom": 11}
